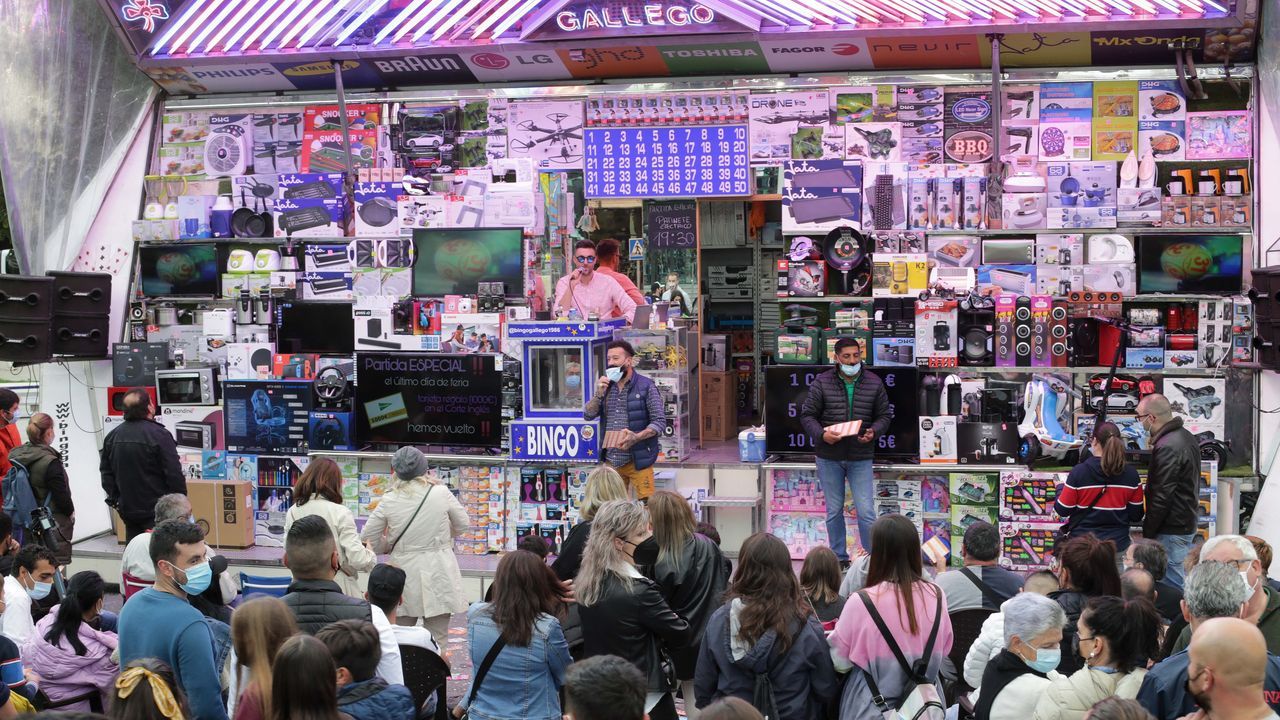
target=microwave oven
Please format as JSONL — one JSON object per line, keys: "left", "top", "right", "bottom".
{"left": 154, "top": 367, "right": 219, "bottom": 406}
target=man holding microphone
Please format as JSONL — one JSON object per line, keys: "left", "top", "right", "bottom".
{"left": 584, "top": 340, "right": 665, "bottom": 500}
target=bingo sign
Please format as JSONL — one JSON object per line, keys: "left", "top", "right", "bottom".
{"left": 510, "top": 419, "right": 601, "bottom": 462}
{"left": 584, "top": 124, "right": 751, "bottom": 198}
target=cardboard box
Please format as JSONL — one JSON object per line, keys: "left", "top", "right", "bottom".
{"left": 701, "top": 371, "right": 738, "bottom": 441}
{"left": 188, "top": 479, "right": 255, "bottom": 548}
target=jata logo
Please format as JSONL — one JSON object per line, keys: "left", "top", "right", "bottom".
{"left": 470, "top": 53, "right": 509, "bottom": 70}
{"left": 833, "top": 43, "right": 861, "bottom": 56}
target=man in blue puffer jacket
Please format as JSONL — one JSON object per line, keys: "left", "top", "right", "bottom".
{"left": 585, "top": 340, "right": 666, "bottom": 500}
{"left": 318, "top": 620, "right": 417, "bottom": 720}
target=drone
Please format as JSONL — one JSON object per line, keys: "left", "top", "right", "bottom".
{"left": 512, "top": 112, "right": 583, "bottom": 161}
{"left": 756, "top": 112, "right": 829, "bottom": 126}
{"left": 852, "top": 126, "right": 899, "bottom": 159}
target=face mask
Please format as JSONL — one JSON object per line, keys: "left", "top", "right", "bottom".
{"left": 605, "top": 367, "right": 624, "bottom": 383}
{"left": 1241, "top": 570, "right": 1258, "bottom": 595}
{"left": 565, "top": 375, "right": 582, "bottom": 389}
{"left": 626, "top": 536, "right": 660, "bottom": 566}
{"left": 840, "top": 363, "right": 862, "bottom": 377}
{"left": 1023, "top": 646, "right": 1061, "bottom": 674}
{"left": 25, "top": 578, "right": 51, "bottom": 601}
{"left": 169, "top": 560, "right": 212, "bottom": 596}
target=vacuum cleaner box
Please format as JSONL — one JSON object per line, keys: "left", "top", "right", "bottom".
{"left": 188, "top": 479, "right": 255, "bottom": 549}
{"left": 919, "top": 416, "right": 958, "bottom": 464}
{"left": 915, "top": 298, "right": 958, "bottom": 368}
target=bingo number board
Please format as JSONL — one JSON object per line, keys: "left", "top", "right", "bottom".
{"left": 583, "top": 124, "right": 751, "bottom": 199}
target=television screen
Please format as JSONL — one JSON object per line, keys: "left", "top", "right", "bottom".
{"left": 763, "top": 365, "right": 917, "bottom": 458}
{"left": 138, "top": 244, "right": 219, "bottom": 297}
{"left": 1137, "top": 234, "right": 1244, "bottom": 294}
{"left": 276, "top": 302, "right": 355, "bottom": 355}
{"left": 411, "top": 228, "right": 524, "bottom": 297}
{"left": 222, "top": 380, "right": 314, "bottom": 453}
{"left": 354, "top": 352, "right": 504, "bottom": 448}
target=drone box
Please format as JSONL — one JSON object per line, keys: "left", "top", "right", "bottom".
{"left": 308, "top": 411, "right": 354, "bottom": 451}
{"left": 1165, "top": 377, "right": 1226, "bottom": 425}
{"left": 915, "top": 298, "right": 958, "bottom": 368}
{"left": 957, "top": 421, "right": 1019, "bottom": 464}
{"left": 188, "top": 479, "right": 254, "bottom": 549}
{"left": 919, "top": 416, "right": 958, "bottom": 464}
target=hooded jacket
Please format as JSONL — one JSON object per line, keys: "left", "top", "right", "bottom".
{"left": 8, "top": 443, "right": 73, "bottom": 516}
{"left": 1031, "top": 666, "right": 1148, "bottom": 720}
{"left": 337, "top": 678, "right": 416, "bottom": 720}
{"left": 694, "top": 599, "right": 838, "bottom": 720}
{"left": 21, "top": 608, "right": 118, "bottom": 711}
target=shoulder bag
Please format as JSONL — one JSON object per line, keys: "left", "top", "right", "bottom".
{"left": 959, "top": 567, "right": 1007, "bottom": 609}
{"left": 857, "top": 589, "right": 946, "bottom": 720}
{"left": 388, "top": 484, "right": 434, "bottom": 552}
{"left": 459, "top": 635, "right": 507, "bottom": 720}
{"left": 1055, "top": 482, "right": 1107, "bottom": 545}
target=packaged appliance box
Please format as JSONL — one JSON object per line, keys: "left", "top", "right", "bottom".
{"left": 700, "top": 370, "right": 738, "bottom": 442}
{"left": 188, "top": 479, "right": 255, "bottom": 548}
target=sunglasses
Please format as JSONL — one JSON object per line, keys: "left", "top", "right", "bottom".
{"left": 575, "top": 255, "right": 597, "bottom": 264}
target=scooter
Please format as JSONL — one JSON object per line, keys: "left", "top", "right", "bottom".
{"left": 1017, "top": 375, "right": 1084, "bottom": 466}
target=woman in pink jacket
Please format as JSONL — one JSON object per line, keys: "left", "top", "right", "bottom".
{"left": 22, "top": 571, "right": 119, "bottom": 711}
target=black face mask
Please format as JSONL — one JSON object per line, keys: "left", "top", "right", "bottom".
{"left": 626, "top": 536, "right": 660, "bottom": 567}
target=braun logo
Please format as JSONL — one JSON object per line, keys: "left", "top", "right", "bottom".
{"left": 374, "top": 56, "right": 463, "bottom": 74}
{"left": 660, "top": 48, "right": 758, "bottom": 58}
{"left": 870, "top": 40, "right": 975, "bottom": 53}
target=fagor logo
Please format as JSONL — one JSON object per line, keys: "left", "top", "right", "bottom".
{"left": 833, "top": 43, "right": 861, "bottom": 56}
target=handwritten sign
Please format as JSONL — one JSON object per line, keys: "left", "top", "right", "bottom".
{"left": 645, "top": 199, "right": 697, "bottom": 248}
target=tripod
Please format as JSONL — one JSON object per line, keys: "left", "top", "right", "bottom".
{"left": 26, "top": 507, "right": 67, "bottom": 598}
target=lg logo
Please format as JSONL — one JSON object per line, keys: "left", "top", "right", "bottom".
{"left": 833, "top": 43, "right": 861, "bottom": 56}
{"left": 470, "top": 52, "right": 509, "bottom": 70}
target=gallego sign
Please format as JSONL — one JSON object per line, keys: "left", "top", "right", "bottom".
{"left": 510, "top": 419, "right": 601, "bottom": 462}
{"left": 522, "top": 1, "right": 758, "bottom": 41}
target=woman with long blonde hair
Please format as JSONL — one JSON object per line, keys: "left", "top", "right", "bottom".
{"left": 647, "top": 491, "right": 728, "bottom": 719}
{"left": 231, "top": 596, "right": 298, "bottom": 720}
{"left": 577, "top": 500, "right": 693, "bottom": 720}
{"left": 552, "top": 465, "right": 628, "bottom": 581}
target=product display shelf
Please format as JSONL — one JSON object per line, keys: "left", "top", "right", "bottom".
{"left": 918, "top": 366, "right": 1246, "bottom": 376}
{"left": 918, "top": 228, "right": 1257, "bottom": 237}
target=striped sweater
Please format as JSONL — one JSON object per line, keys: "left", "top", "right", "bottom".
{"left": 1055, "top": 455, "right": 1145, "bottom": 550}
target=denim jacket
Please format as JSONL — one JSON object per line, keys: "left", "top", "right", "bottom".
{"left": 459, "top": 603, "right": 572, "bottom": 720}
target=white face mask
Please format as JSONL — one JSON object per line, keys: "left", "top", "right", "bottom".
{"left": 1241, "top": 569, "right": 1259, "bottom": 594}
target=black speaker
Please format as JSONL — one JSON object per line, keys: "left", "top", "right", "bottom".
{"left": 0, "top": 276, "right": 54, "bottom": 321}
{"left": 1248, "top": 266, "right": 1280, "bottom": 321}
{"left": 52, "top": 315, "right": 109, "bottom": 358}
{"left": 959, "top": 310, "right": 993, "bottom": 366}
{"left": 1031, "top": 298, "right": 1049, "bottom": 366}
{"left": 1050, "top": 301, "right": 1069, "bottom": 367}
{"left": 1014, "top": 296, "right": 1032, "bottom": 366}
{"left": 46, "top": 271, "right": 111, "bottom": 316}
{"left": 1069, "top": 318, "right": 1100, "bottom": 366}
{"left": 0, "top": 321, "right": 51, "bottom": 362}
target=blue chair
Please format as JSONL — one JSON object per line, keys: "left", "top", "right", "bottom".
{"left": 240, "top": 572, "right": 291, "bottom": 599}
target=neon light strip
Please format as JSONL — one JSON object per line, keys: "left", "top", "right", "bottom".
{"left": 150, "top": 0, "right": 210, "bottom": 54}
{"left": 277, "top": 1, "right": 331, "bottom": 47}
{"left": 838, "top": 0, "right": 887, "bottom": 21}
{"left": 334, "top": 0, "right": 389, "bottom": 45}
{"left": 255, "top": 1, "right": 310, "bottom": 49}
{"left": 428, "top": 0, "right": 484, "bottom": 40}
{"left": 296, "top": 0, "right": 356, "bottom": 48}
{"left": 167, "top": 0, "right": 226, "bottom": 54}
{"left": 741, "top": 0, "right": 817, "bottom": 25}
{"left": 470, "top": 0, "right": 529, "bottom": 38}
{"left": 812, "top": 0, "right": 861, "bottom": 22}
{"left": 182, "top": 0, "right": 243, "bottom": 54}
{"left": 221, "top": 0, "right": 278, "bottom": 51}
{"left": 444, "top": 0, "right": 502, "bottom": 39}
{"left": 373, "top": 0, "right": 428, "bottom": 43}
{"left": 203, "top": 0, "right": 259, "bottom": 52}
{"left": 394, "top": 0, "right": 448, "bottom": 41}
{"left": 236, "top": 0, "right": 290, "bottom": 49}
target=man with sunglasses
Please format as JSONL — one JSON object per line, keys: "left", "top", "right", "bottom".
{"left": 1137, "top": 393, "right": 1201, "bottom": 590}
{"left": 555, "top": 240, "right": 637, "bottom": 324}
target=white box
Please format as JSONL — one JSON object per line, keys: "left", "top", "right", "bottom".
{"left": 920, "top": 416, "right": 958, "bottom": 464}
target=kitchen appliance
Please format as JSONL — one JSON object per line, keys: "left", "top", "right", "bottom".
{"left": 155, "top": 366, "right": 219, "bottom": 406}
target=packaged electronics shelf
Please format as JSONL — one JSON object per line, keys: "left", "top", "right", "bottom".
{"left": 918, "top": 228, "right": 1252, "bottom": 236}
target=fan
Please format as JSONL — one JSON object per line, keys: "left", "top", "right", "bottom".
{"left": 205, "top": 125, "right": 247, "bottom": 177}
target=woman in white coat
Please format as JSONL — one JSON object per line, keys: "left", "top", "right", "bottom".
{"left": 972, "top": 593, "right": 1065, "bottom": 720}
{"left": 284, "top": 458, "right": 375, "bottom": 598}
{"left": 361, "top": 446, "right": 469, "bottom": 642}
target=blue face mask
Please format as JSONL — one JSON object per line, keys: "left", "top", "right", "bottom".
{"left": 605, "top": 366, "right": 625, "bottom": 383}
{"left": 1023, "top": 646, "right": 1061, "bottom": 674}
{"left": 170, "top": 560, "right": 212, "bottom": 596}
{"left": 25, "top": 579, "right": 51, "bottom": 600}
{"left": 840, "top": 363, "right": 862, "bottom": 377}
{"left": 565, "top": 375, "right": 582, "bottom": 389}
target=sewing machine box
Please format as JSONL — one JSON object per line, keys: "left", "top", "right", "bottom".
{"left": 870, "top": 253, "right": 928, "bottom": 297}
{"left": 998, "top": 471, "right": 1062, "bottom": 522}
{"left": 914, "top": 298, "right": 958, "bottom": 368}
{"left": 189, "top": 479, "right": 255, "bottom": 549}
{"left": 1000, "top": 521, "right": 1059, "bottom": 571}
{"left": 919, "top": 416, "right": 958, "bottom": 464}
{"left": 957, "top": 421, "right": 1020, "bottom": 464}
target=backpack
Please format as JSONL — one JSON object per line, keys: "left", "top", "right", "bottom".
{"left": 751, "top": 626, "right": 798, "bottom": 720}
{"left": 856, "top": 589, "right": 946, "bottom": 720}
{"left": 2, "top": 457, "right": 47, "bottom": 528}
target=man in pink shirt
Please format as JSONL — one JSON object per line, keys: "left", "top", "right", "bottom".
{"left": 594, "top": 238, "right": 648, "bottom": 312}
{"left": 555, "top": 240, "right": 637, "bottom": 323}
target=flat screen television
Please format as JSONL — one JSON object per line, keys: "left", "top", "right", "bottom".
{"left": 138, "top": 244, "right": 219, "bottom": 297}
{"left": 354, "top": 352, "right": 504, "bottom": 448}
{"left": 411, "top": 228, "right": 524, "bottom": 297}
{"left": 222, "top": 380, "right": 314, "bottom": 453}
{"left": 276, "top": 302, "right": 355, "bottom": 355}
{"left": 1137, "top": 234, "right": 1244, "bottom": 294}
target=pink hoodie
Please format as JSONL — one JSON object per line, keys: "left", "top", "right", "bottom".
{"left": 21, "top": 607, "right": 119, "bottom": 711}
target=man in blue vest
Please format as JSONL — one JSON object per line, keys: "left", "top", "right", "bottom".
{"left": 585, "top": 340, "right": 665, "bottom": 500}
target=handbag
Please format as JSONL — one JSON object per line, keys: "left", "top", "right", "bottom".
{"left": 657, "top": 642, "right": 678, "bottom": 692}
{"left": 387, "top": 484, "right": 434, "bottom": 552}
{"left": 458, "top": 635, "right": 507, "bottom": 719}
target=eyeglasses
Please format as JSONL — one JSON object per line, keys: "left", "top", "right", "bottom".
{"left": 1135, "top": 413, "right": 1152, "bottom": 422}
{"left": 575, "top": 255, "right": 597, "bottom": 264}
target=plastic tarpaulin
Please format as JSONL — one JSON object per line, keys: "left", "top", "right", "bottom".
{"left": 0, "top": 0, "right": 155, "bottom": 274}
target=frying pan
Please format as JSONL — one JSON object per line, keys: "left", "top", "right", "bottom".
{"left": 823, "top": 226, "right": 867, "bottom": 294}
{"left": 231, "top": 190, "right": 257, "bottom": 238}
{"left": 243, "top": 195, "right": 271, "bottom": 238}
{"left": 358, "top": 197, "right": 397, "bottom": 228}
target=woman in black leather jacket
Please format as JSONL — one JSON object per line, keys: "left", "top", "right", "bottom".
{"left": 648, "top": 491, "right": 729, "bottom": 719}
{"left": 577, "top": 500, "right": 694, "bottom": 720}
{"left": 1049, "top": 534, "right": 1122, "bottom": 675}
